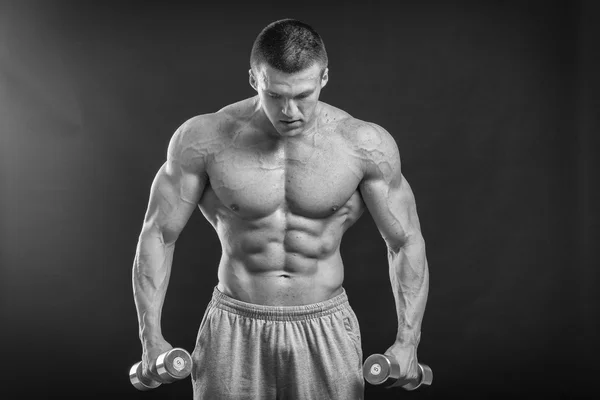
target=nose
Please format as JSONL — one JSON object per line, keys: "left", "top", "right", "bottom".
{"left": 281, "top": 99, "right": 299, "bottom": 118}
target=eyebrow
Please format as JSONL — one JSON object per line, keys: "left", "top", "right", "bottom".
{"left": 266, "top": 89, "right": 315, "bottom": 98}
{"left": 296, "top": 89, "right": 314, "bottom": 97}
{"left": 267, "top": 89, "right": 313, "bottom": 96}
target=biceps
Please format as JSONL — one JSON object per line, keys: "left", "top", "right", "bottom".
{"left": 143, "top": 163, "right": 205, "bottom": 243}
{"left": 360, "top": 174, "right": 421, "bottom": 250}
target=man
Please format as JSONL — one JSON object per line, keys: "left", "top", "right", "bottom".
{"left": 132, "top": 19, "right": 429, "bottom": 399}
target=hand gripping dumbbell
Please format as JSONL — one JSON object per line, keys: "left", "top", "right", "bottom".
{"left": 129, "top": 348, "right": 193, "bottom": 391}
{"left": 363, "top": 353, "right": 433, "bottom": 390}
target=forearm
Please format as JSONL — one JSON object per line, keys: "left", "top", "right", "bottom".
{"left": 132, "top": 226, "right": 176, "bottom": 346}
{"left": 388, "top": 233, "right": 429, "bottom": 346}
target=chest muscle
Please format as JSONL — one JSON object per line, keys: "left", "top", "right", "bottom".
{"left": 207, "top": 135, "right": 363, "bottom": 218}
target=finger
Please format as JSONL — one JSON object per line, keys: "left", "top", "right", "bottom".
{"left": 130, "top": 361, "right": 161, "bottom": 391}
{"left": 402, "top": 363, "right": 433, "bottom": 391}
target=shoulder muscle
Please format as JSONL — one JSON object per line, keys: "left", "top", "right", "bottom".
{"left": 346, "top": 121, "right": 401, "bottom": 185}
{"left": 166, "top": 114, "right": 222, "bottom": 174}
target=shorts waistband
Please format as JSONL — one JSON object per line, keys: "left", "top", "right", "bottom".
{"left": 210, "top": 287, "right": 349, "bottom": 321}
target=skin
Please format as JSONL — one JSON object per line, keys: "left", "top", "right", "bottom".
{"left": 132, "top": 62, "right": 429, "bottom": 388}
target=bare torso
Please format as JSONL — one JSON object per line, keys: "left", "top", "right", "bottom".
{"left": 196, "top": 98, "right": 369, "bottom": 305}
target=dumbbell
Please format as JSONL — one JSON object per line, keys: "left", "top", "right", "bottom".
{"left": 129, "top": 348, "right": 193, "bottom": 391}
{"left": 363, "top": 353, "right": 433, "bottom": 390}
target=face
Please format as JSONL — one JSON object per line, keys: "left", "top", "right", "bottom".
{"left": 250, "top": 63, "right": 329, "bottom": 136}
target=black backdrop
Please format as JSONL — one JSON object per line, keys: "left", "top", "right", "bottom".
{"left": 1, "top": 1, "right": 598, "bottom": 398}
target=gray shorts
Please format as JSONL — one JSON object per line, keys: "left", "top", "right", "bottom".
{"left": 191, "top": 287, "right": 364, "bottom": 400}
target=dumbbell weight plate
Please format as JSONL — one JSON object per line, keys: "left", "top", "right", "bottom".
{"left": 363, "top": 354, "right": 401, "bottom": 386}
{"left": 129, "top": 361, "right": 161, "bottom": 391}
{"left": 156, "top": 348, "right": 193, "bottom": 383}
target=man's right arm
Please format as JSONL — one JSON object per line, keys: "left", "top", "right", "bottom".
{"left": 132, "top": 118, "right": 209, "bottom": 379}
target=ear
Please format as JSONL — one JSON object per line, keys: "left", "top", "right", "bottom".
{"left": 249, "top": 69, "right": 258, "bottom": 92}
{"left": 320, "top": 68, "right": 329, "bottom": 88}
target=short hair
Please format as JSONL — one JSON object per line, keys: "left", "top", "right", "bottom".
{"left": 250, "top": 19, "right": 328, "bottom": 74}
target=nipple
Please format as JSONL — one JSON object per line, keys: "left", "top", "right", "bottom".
{"left": 230, "top": 204, "right": 239, "bottom": 212}
{"left": 332, "top": 205, "right": 339, "bottom": 212}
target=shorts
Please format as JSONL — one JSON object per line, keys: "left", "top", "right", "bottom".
{"left": 191, "top": 287, "right": 364, "bottom": 400}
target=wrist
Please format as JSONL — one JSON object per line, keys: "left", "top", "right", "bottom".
{"left": 395, "top": 331, "right": 420, "bottom": 346}
{"left": 139, "top": 326, "right": 164, "bottom": 347}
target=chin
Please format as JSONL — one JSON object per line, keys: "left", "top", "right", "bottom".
{"left": 279, "top": 125, "right": 305, "bottom": 136}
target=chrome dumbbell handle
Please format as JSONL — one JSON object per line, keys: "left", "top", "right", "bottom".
{"left": 129, "top": 348, "right": 193, "bottom": 391}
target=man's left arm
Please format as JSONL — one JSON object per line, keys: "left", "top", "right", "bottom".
{"left": 358, "top": 123, "right": 430, "bottom": 387}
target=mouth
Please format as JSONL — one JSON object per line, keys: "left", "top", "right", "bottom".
{"left": 280, "top": 119, "right": 301, "bottom": 126}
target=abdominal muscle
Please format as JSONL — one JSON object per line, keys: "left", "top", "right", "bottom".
{"left": 215, "top": 214, "right": 347, "bottom": 306}
{"left": 217, "top": 252, "right": 345, "bottom": 307}
{"left": 200, "top": 188, "right": 362, "bottom": 306}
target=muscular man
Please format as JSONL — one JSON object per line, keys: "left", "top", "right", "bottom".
{"left": 133, "top": 19, "right": 429, "bottom": 400}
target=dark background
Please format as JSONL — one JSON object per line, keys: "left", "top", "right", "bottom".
{"left": 1, "top": 0, "right": 598, "bottom": 398}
